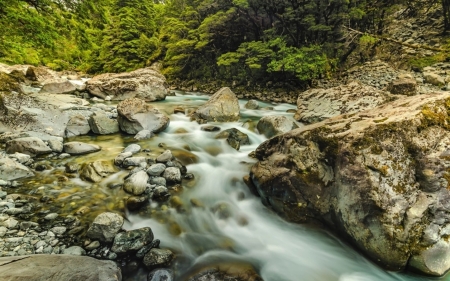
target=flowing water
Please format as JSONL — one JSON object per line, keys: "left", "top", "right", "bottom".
{"left": 14, "top": 92, "right": 445, "bottom": 281}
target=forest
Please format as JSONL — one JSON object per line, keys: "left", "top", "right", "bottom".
{"left": 1, "top": 0, "right": 449, "bottom": 87}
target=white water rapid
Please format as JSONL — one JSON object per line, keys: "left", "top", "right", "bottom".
{"left": 123, "top": 92, "right": 435, "bottom": 281}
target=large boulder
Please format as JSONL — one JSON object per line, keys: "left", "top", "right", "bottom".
{"left": 387, "top": 78, "right": 418, "bottom": 96}
{"left": 111, "top": 227, "right": 154, "bottom": 254}
{"left": 0, "top": 156, "right": 34, "bottom": 180}
{"left": 249, "top": 92, "right": 450, "bottom": 276}
{"left": 294, "top": 81, "right": 394, "bottom": 124}
{"left": 80, "top": 161, "right": 117, "bottom": 183}
{"left": 65, "top": 114, "right": 91, "bottom": 137}
{"left": 88, "top": 112, "right": 120, "bottom": 135}
{"left": 64, "top": 142, "right": 101, "bottom": 155}
{"left": 123, "top": 171, "right": 149, "bottom": 195}
{"left": 215, "top": 128, "right": 250, "bottom": 150}
{"left": 25, "top": 66, "right": 59, "bottom": 83}
{"left": 40, "top": 79, "right": 77, "bottom": 95}
{"left": 190, "top": 87, "right": 240, "bottom": 122}
{"left": 87, "top": 212, "right": 124, "bottom": 243}
{"left": 256, "top": 116, "right": 298, "bottom": 138}
{"left": 0, "top": 255, "right": 121, "bottom": 281}
{"left": 5, "top": 137, "right": 52, "bottom": 156}
{"left": 117, "top": 98, "right": 170, "bottom": 134}
{"left": 86, "top": 68, "right": 168, "bottom": 101}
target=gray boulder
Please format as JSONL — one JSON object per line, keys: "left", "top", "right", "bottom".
{"left": 114, "top": 152, "right": 132, "bottom": 166}
{"left": 215, "top": 128, "right": 250, "bottom": 150}
{"left": 122, "top": 144, "right": 141, "bottom": 154}
{"left": 87, "top": 212, "right": 124, "bottom": 243}
{"left": 156, "top": 150, "right": 173, "bottom": 163}
{"left": 40, "top": 79, "right": 77, "bottom": 95}
{"left": 143, "top": 248, "right": 174, "bottom": 270}
{"left": 65, "top": 114, "right": 91, "bottom": 137}
{"left": 424, "top": 72, "right": 445, "bottom": 86}
{"left": 117, "top": 98, "right": 170, "bottom": 134}
{"left": 123, "top": 171, "right": 149, "bottom": 195}
{"left": 147, "top": 163, "right": 166, "bottom": 176}
{"left": 134, "top": 129, "right": 153, "bottom": 140}
{"left": 25, "top": 66, "right": 59, "bottom": 83}
{"left": 6, "top": 137, "right": 52, "bottom": 156}
{"left": 62, "top": 246, "right": 86, "bottom": 256}
{"left": 88, "top": 112, "right": 120, "bottom": 135}
{"left": 190, "top": 87, "right": 240, "bottom": 122}
{"left": 0, "top": 255, "right": 121, "bottom": 281}
{"left": 256, "top": 116, "right": 298, "bottom": 138}
{"left": 86, "top": 67, "right": 168, "bottom": 101}
{"left": 64, "top": 142, "right": 101, "bottom": 155}
{"left": 0, "top": 156, "right": 34, "bottom": 180}
{"left": 80, "top": 161, "right": 117, "bottom": 183}
{"left": 148, "top": 269, "right": 174, "bottom": 281}
{"left": 244, "top": 99, "right": 259, "bottom": 109}
{"left": 163, "top": 167, "right": 181, "bottom": 185}
{"left": 111, "top": 227, "right": 154, "bottom": 254}
{"left": 122, "top": 157, "right": 147, "bottom": 168}
{"left": 249, "top": 92, "right": 450, "bottom": 275}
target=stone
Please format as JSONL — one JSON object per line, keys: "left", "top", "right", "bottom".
{"left": 148, "top": 269, "right": 174, "bottom": 281}
{"left": 122, "top": 144, "right": 141, "bottom": 154}
{"left": 25, "top": 66, "right": 58, "bottom": 82}
{"left": 201, "top": 126, "right": 220, "bottom": 132}
{"left": 387, "top": 78, "right": 418, "bottom": 96}
{"left": 134, "top": 130, "right": 153, "bottom": 140}
{"left": 122, "top": 157, "right": 147, "bottom": 168}
{"left": 146, "top": 163, "right": 166, "bottom": 176}
{"left": 65, "top": 114, "right": 91, "bottom": 137}
{"left": 256, "top": 116, "right": 298, "bottom": 138}
{"left": 87, "top": 212, "right": 124, "bottom": 243}
{"left": 190, "top": 87, "right": 240, "bottom": 122}
{"left": 80, "top": 160, "right": 117, "bottom": 183}
{"left": 248, "top": 91, "right": 450, "bottom": 275}
{"left": 143, "top": 248, "right": 174, "bottom": 269}
{"left": 215, "top": 128, "right": 250, "bottom": 150}
{"left": 86, "top": 67, "right": 168, "bottom": 101}
{"left": 186, "top": 263, "right": 262, "bottom": 281}
{"left": 40, "top": 79, "right": 77, "bottom": 95}
{"left": 163, "top": 167, "right": 181, "bottom": 184}
{"left": 0, "top": 255, "right": 121, "bottom": 281}
{"left": 114, "top": 152, "right": 132, "bottom": 166}
{"left": 64, "top": 142, "right": 101, "bottom": 155}
{"left": 424, "top": 72, "right": 445, "bottom": 86}
{"left": 126, "top": 196, "right": 148, "bottom": 211}
{"left": 0, "top": 156, "right": 34, "bottom": 181}
{"left": 244, "top": 99, "right": 259, "bottom": 109}
{"left": 117, "top": 98, "right": 170, "bottom": 134}
{"left": 156, "top": 150, "right": 173, "bottom": 163}
{"left": 123, "top": 171, "right": 149, "bottom": 196}
{"left": 6, "top": 137, "right": 52, "bottom": 156}
{"left": 88, "top": 112, "right": 120, "bottom": 135}
{"left": 47, "top": 139, "right": 63, "bottom": 153}
{"left": 86, "top": 241, "right": 101, "bottom": 251}
{"left": 8, "top": 152, "right": 31, "bottom": 165}
{"left": 44, "top": 213, "right": 58, "bottom": 220}
{"left": 152, "top": 186, "right": 170, "bottom": 201}
{"left": 111, "top": 227, "right": 154, "bottom": 254}
{"left": 150, "top": 177, "right": 166, "bottom": 186}
{"left": 62, "top": 246, "right": 86, "bottom": 256}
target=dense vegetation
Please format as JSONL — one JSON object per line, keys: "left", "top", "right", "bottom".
{"left": 0, "top": 0, "right": 448, "bottom": 87}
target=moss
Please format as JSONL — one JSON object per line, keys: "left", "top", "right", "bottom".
{"left": 419, "top": 99, "right": 450, "bottom": 131}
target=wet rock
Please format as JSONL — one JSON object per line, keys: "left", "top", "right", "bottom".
{"left": 147, "top": 163, "right": 166, "bottom": 176}
{"left": 123, "top": 144, "right": 141, "bottom": 154}
{"left": 387, "top": 78, "right": 418, "bottom": 96}
{"left": 201, "top": 126, "right": 220, "bottom": 132}
{"left": 256, "top": 116, "right": 298, "bottom": 138}
{"left": 63, "top": 142, "right": 101, "bottom": 155}
{"left": 147, "top": 269, "right": 174, "bottom": 281}
{"left": 215, "top": 128, "right": 250, "bottom": 150}
{"left": 190, "top": 87, "right": 240, "bottom": 122}
{"left": 65, "top": 163, "right": 80, "bottom": 173}
{"left": 111, "top": 227, "right": 154, "bottom": 254}
{"left": 150, "top": 177, "right": 166, "bottom": 186}
{"left": 87, "top": 212, "right": 124, "bottom": 243}
{"left": 152, "top": 186, "right": 170, "bottom": 201}
{"left": 115, "top": 152, "right": 132, "bottom": 166}
{"left": 65, "top": 114, "right": 91, "bottom": 137}
{"left": 135, "top": 130, "right": 153, "bottom": 140}
{"left": 62, "top": 246, "right": 86, "bottom": 256}
{"left": 40, "top": 79, "right": 77, "bottom": 95}
{"left": 126, "top": 196, "right": 148, "bottom": 211}
{"left": 186, "top": 263, "right": 262, "bottom": 281}
{"left": 163, "top": 167, "right": 181, "bottom": 185}
{"left": 88, "top": 112, "right": 120, "bottom": 135}
{"left": 156, "top": 150, "right": 173, "bottom": 163}
{"left": 80, "top": 160, "right": 117, "bottom": 183}
{"left": 117, "top": 98, "right": 170, "bottom": 134}
{"left": 123, "top": 171, "right": 149, "bottom": 195}
{"left": 249, "top": 92, "right": 450, "bottom": 275}
{"left": 86, "top": 67, "right": 168, "bottom": 101}
{"left": 122, "top": 157, "right": 147, "bottom": 168}
{"left": 6, "top": 137, "right": 52, "bottom": 156}
{"left": 8, "top": 152, "right": 32, "bottom": 165}
{"left": 0, "top": 156, "right": 34, "bottom": 181}
{"left": 0, "top": 255, "right": 122, "bottom": 281}
{"left": 244, "top": 99, "right": 259, "bottom": 109}
{"left": 143, "top": 248, "right": 174, "bottom": 270}
{"left": 47, "top": 139, "right": 63, "bottom": 153}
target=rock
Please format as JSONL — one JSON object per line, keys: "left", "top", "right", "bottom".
{"left": 25, "top": 66, "right": 58, "bottom": 82}
{"left": 190, "top": 87, "right": 240, "bottom": 122}
{"left": 147, "top": 269, "right": 174, "bottom": 281}
{"left": 47, "top": 139, "right": 63, "bottom": 153}
{"left": 122, "top": 157, "right": 148, "bottom": 168}
{"left": 44, "top": 213, "right": 58, "bottom": 220}
{"left": 111, "top": 227, "right": 154, "bottom": 254}
{"left": 63, "top": 142, "right": 101, "bottom": 155}
{"left": 86, "top": 67, "right": 168, "bottom": 101}
{"left": 65, "top": 114, "right": 91, "bottom": 137}
{"left": 163, "top": 167, "right": 181, "bottom": 185}
{"left": 215, "top": 128, "right": 250, "bottom": 150}
{"left": 186, "top": 263, "right": 262, "bottom": 281}
{"left": 126, "top": 196, "right": 148, "bottom": 211}
{"left": 147, "top": 163, "right": 166, "bottom": 176}
{"left": 117, "top": 98, "right": 170, "bottom": 134}
{"left": 88, "top": 112, "right": 120, "bottom": 135}
{"left": 424, "top": 72, "right": 445, "bottom": 86}
{"left": 256, "top": 116, "right": 298, "bottom": 138}
{"left": 152, "top": 186, "right": 170, "bottom": 201}
{"left": 123, "top": 144, "right": 141, "bottom": 154}
{"left": 387, "top": 78, "right": 418, "bottom": 96}
{"left": 6, "top": 137, "right": 52, "bottom": 156}
{"left": 0, "top": 255, "right": 121, "bottom": 281}
{"left": 134, "top": 130, "right": 153, "bottom": 140}
{"left": 40, "top": 79, "right": 77, "bottom": 95}
{"left": 65, "top": 163, "right": 80, "bottom": 173}
{"left": 156, "top": 150, "right": 173, "bottom": 163}
{"left": 80, "top": 161, "right": 117, "bottom": 183}
{"left": 201, "top": 126, "right": 220, "bottom": 132}
{"left": 87, "top": 212, "right": 124, "bottom": 243}
{"left": 295, "top": 82, "right": 394, "bottom": 124}
{"left": 114, "top": 152, "right": 132, "bottom": 166}
{"left": 248, "top": 91, "right": 450, "bottom": 275}
{"left": 0, "top": 157, "right": 34, "bottom": 181}
{"left": 150, "top": 177, "right": 166, "bottom": 186}
{"left": 245, "top": 99, "right": 259, "bottom": 109}
{"left": 123, "top": 171, "right": 149, "bottom": 195}
{"left": 62, "top": 246, "right": 86, "bottom": 256}
{"left": 8, "top": 152, "right": 31, "bottom": 165}
{"left": 143, "top": 248, "right": 174, "bottom": 269}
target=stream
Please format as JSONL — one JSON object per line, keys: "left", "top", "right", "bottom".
{"left": 15, "top": 91, "right": 445, "bottom": 281}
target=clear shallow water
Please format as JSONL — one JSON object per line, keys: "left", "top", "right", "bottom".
{"left": 15, "top": 92, "right": 445, "bottom": 281}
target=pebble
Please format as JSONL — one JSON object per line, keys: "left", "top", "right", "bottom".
{"left": 44, "top": 213, "right": 58, "bottom": 220}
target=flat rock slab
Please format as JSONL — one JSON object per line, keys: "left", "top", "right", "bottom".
{"left": 64, "top": 142, "right": 101, "bottom": 155}
{"left": 6, "top": 137, "right": 52, "bottom": 156}
{"left": 0, "top": 255, "right": 121, "bottom": 281}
